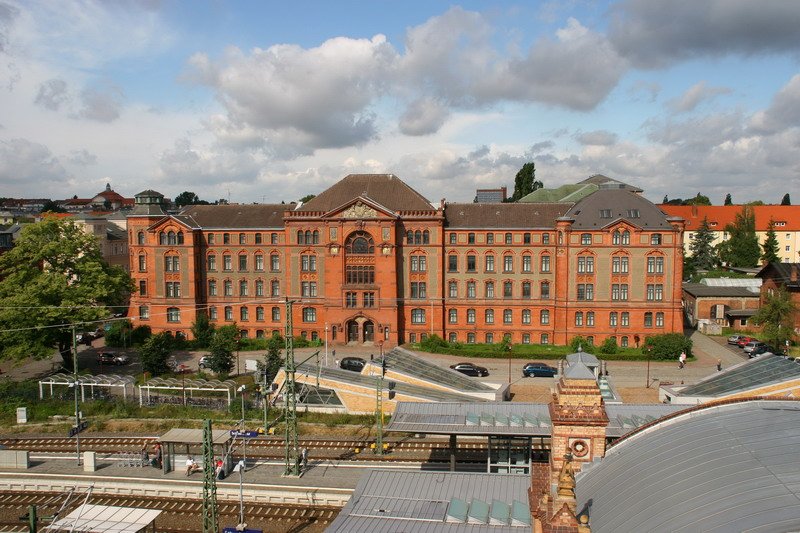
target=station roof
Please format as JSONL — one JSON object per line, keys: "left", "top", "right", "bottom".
{"left": 158, "top": 428, "right": 232, "bottom": 445}
{"left": 295, "top": 363, "right": 489, "bottom": 403}
{"left": 675, "top": 353, "right": 800, "bottom": 398}
{"left": 369, "top": 347, "right": 497, "bottom": 393}
{"left": 577, "top": 399, "right": 800, "bottom": 533}
{"left": 327, "top": 470, "right": 531, "bottom": 532}
{"left": 45, "top": 504, "right": 161, "bottom": 533}
{"left": 387, "top": 402, "right": 682, "bottom": 438}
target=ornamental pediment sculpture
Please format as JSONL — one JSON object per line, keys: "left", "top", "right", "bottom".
{"left": 342, "top": 202, "right": 378, "bottom": 219}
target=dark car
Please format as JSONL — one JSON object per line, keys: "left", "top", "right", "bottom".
{"left": 340, "top": 357, "right": 366, "bottom": 372}
{"left": 97, "top": 352, "right": 129, "bottom": 365}
{"left": 449, "top": 362, "right": 489, "bottom": 377}
{"left": 749, "top": 344, "right": 778, "bottom": 358}
{"left": 522, "top": 362, "right": 558, "bottom": 378}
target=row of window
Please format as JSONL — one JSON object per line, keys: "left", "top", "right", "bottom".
{"left": 208, "top": 279, "right": 282, "bottom": 298}
{"left": 447, "top": 254, "right": 549, "bottom": 273}
{"left": 452, "top": 232, "right": 550, "bottom": 246}
{"left": 136, "top": 231, "right": 283, "bottom": 247}
{"left": 345, "top": 291, "right": 375, "bottom": 308}
{"left": 447, "top": 308, "right": 549, "bottom": 325}
{"left": 140, "top": 305, "right": 317, "bottom": 323}
{"left": 448, "top": 280, "right": 551, "bottom": 300}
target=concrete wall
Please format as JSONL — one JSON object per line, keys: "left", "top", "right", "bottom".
{"left": 0, "top": 450, "right": 29, "bottom": 469}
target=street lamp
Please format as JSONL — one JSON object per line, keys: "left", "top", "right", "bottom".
{"left": 324, "top": 324, "right": 329, "bottom": 366}
{"left": 238, "top": 385, "right": 247, "bottom": 471}
{"left": 233, "top": 459, "right": 246, "bottom": 529}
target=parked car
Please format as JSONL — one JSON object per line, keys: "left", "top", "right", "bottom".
{"left": 97, "top": 352, "right": 129, "bottom": 365}
{"left": 737, "top": 336, "right": 756, "bottom": 348}
{"left": 449, "top": 362, "right": 489, "bottom": 377}
{"left": 750, "top": 344, "right": 778, "bottom": 358}
{"left": 198, "top": 355, "right": 211, "bottom": 369}
{"left": 727, "top": 334, "right": 747, "bottom": 345}
{"left": 522, "top": 362, "right": 558, "bottom": 378}
{"left": 743, "top": 341, "right": 767, "bottom": 354}
{"left": 340, "top": 357, "right": 366, "bottom": 372}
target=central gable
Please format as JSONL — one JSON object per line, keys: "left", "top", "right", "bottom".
{"left": 298, "top": 174, "right": 434, "bottom": 213}
{"left": 325, "top": 196, "right": 398, "bottom": 220}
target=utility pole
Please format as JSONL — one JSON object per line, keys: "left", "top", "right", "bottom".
{"left": 72, "top": 325, "right": 81, "bottom": 466}
{"left": 375, "top": 374, "right": 383, "bottom": 455}
{"left": 283, "top": 298, "right": 300, "bottom": 476}
{"left": 201, "top": 419, "right": 218, "bottom": 533}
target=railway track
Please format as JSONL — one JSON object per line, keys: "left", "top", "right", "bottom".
{"left": 0, "top": 436, "right": 513, "bottom": 462}
{"left": 0, "top": 490, "right": 337, "bottom": 532}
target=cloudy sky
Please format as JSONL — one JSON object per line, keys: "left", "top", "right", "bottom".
{"left": 1, "top": 0, "right": 799, "bottom": 205}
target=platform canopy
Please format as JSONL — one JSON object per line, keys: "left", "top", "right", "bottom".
{"left": 44, "top": 504, "right": 161, "bottom": 532}
{"left": 39, "top": 373, "right": 136, "bottom": 400}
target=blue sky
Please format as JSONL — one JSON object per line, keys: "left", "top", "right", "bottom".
{"left": 1, "top": 0, "right": 799, "bottom": 205}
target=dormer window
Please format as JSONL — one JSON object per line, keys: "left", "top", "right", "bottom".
{"left": 599, "top": 209, "right": 612, "bottom": 219}
{"left": 626, "top": 209, "right": 640, "bottom": 218}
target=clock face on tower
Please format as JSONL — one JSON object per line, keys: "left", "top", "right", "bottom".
{"left": 569, "top": 438, "right": 590, "bottom": 458}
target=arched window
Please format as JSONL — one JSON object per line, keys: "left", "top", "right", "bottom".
{"left": 137, "top": 231, "right": 145, "bottom": 245}
{"left": 414, "top": 230, "right": 422, "bottom": 244}
{"left": 345, "top": 231, "right": 374, "bottom": 254}
{"left": 622, "top": 230, "right": 630, "bottom": 245}
{"left": 406, "top": 230, "right": 413, "bottom": 243}
{"left": 312, "top": 230, "right": 319, "bottom": 244}
{"left": 540, "top": 281, "right": 551, "bottom": 299}
{"left": 297, "top": 230, "right": 304, "bottom": 244}
{"left": 167, "top": 231, "right": 177, "bottom": 245}
{"left": 167, "top": 307, "right": 180, "bottom": 322}
{"left": 177, "top": 231, "right": 184, "bottom": 245}
{"left": 159, "top": 232, "right": 167, "bottom": 245}
{"left": 304, "top": 230, "right": 312, "bottom": 244}
{"left": 422, "top": 230, "right": 430, "bottom": 244}
{"left": 612, "top": 230, "right": 621, "bottom": 245}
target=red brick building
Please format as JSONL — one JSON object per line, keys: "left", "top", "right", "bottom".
{"left": 127, "top": 174, "right": 684, "bottom": 347}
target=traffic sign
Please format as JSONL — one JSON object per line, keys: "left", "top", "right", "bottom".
{"left": 229, "top": 430, "right": 259, "bottom": 438}
{"left": 69, "top": 420, "right": 88, "bottom": 437}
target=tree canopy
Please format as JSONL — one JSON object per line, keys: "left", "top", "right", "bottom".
{"left": 207, "top": 324, "right": 237, "bottom": 374}
{"left": 717, "top": 205, "right": 760, "bottom": 268}
{"left": 688, "top": 217, "right": 716, "bottom": 271}
{"left": 761, "top": 219, "right": 780, "bottom": 265}
{"left": 140, "top": 332, "right": 174, "bottom": 375}
{"left": 40, "top": 199, "right": 66, "bottom": 213}
{"left": 174, "top": 191, "right": 210, "bottom": 207}
{"left": 752, "top": 287, "right": 796, "bottom": 349}
{"left": 0, "top": 217, "right": 133, "bottom": 365}
{"left": 299, "top": 194, "right": 316, "bottom": 203}
{"left": 723, "top": 193, "right": 732, "bottom": 206}
{"left": 509, "top": 162, "right": 542, "bottom": 202}
{"left": 781, "top": 193, "right": 791, "bottom": 205}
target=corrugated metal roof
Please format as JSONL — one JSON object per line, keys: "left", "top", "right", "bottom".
{"left": 388, "top": 402, "right": 681, "bottom": 437}
{"left": 577, "top": 400, "right": 800, "bottom": 533}
{"left": 677, "top": 353, "right": 800, "bottom": 397}
{"left": 682, "top": 283, "right": 759, "bottom": 298}
{"left": 700, "top": 277, "right": 762, "bottom": 290}
{"left": 327, "top": 470, "right": 530, "bottom": 532}
{"left": 45, "top": 504, "right": 162, "bottom": 532}
{"left": 158, "top": 428, "right": 232, "bottom": 444}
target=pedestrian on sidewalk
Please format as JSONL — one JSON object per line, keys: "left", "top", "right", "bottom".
{"left": 717, "top": 359, "right": 722, "bottom": 372}
{"left": 678, "top": 351, "right": 686, "bottom": 369}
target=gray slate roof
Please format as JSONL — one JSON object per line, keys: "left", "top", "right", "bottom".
{"left": 298, "top": 174, "right": 434, "bottom": 213}
{"left": 444, "top": 202, "right": 571, "bottom": 229}
{"left": 327, "top": 470, "right": 531, "bottom": 532}
{"left": 682, "top": 282, "right": 760, "bottom": 298}
{"left": 757, "top": 262, "right": 800, "bottom": 289}
{"left": 563, "top": 361, "right": 596, "bottom": 380}
{"left": 577, "top": 399, "right": 800, "bottom": 533}
{"left": 677, "top": 353, "right": 800, "bottom": 398}
{"left": 565, "top": 188, "right": 674, "bottom": 229}
{"left": 174, "top": 204, "right": 287, "bottom": 229}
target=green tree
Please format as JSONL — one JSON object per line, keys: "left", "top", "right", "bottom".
{"left": 174, "top": 191, "right": 209, "bottom": 207}
{"left": 0, "top": 217, "right": 133, "bottom": 367}
{"left": 598, "top": 337, "right": 618, "bottom": 354}
{"left": 723, "top": 193, "right": 732, "bottom": 206}
{"left": 686, "top": 193, "right": 711, "bottom": 206}
{"left": 299, "top": 194, "right": 316, "bottom": 203}
{"left": 509, "top": 162, "right": 543, "bottom": 202}
{"left": 263, "top": 334, "right": 284, "bottom": 384}
{"left": 190, "top": 312, "right": 215, "bottom": 348}
{"left": 689, "top": 217, "right": 716, "bottom": 271}
{"left": 569, "top": 336, "right": 594, "bottom": 353}
{"left": 717, "top": 206, "right": 760, "bottom": 268}
{"left": 40, "top": 199, "right": 66, "bottom": 213}
{"left": 781, "top": 193, "right": 791, "bottom": 205}
{"left": 761, "top": 219, "right": 780, "bottom": 265}
{"left": 643, "top": 333, "right": 692, "bottom": 360}
{"left": 105, "top": 319, "right": 132, "bottom": 348}
{"left": 139, "top": 332, "right": 174, "bottom": 375}
{"left": 752, "top": 287, "right": 796, "bottom": 349}
{"left": 208, "top": 325, "right": 237, "bottom": 374}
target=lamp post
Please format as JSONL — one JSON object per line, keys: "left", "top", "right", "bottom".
{"left": 71, "top": 325, "right": 82, "bottom": 466}
{"left": 238, "top": 385, "right": 246, "bottom": 471}
{"left": 645, "top": 347, "right": 651, "bottom": 388}
{"left": 234, "top": 459, "right": 245, "bottom": 529}
{"left": 324, "top": 324, "right": 329, "bottom": 366}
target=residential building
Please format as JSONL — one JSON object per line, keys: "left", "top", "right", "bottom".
{"left": 473, "top": 186, "right": 507, "bottom": 203}
{"left": 128, "top": 174, "right": 684, "bottom": 347}
{"left": 682, "top": 282, "right": 760, "bottom": 330}
{"left": 660, "top": 204, "right": 800, "bottom": 263}
{"left": 61, "top": 183, "right": 134, "bottom": 213}
{"left": 756, "top": 262, "right": 800, "bottom": 333}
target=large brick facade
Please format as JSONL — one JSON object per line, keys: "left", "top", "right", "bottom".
{"left": 128, "top": 174, "right": 684, "bottom": 347}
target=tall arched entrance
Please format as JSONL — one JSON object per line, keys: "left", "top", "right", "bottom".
{"left": 345, "top": 317, "right": 376, "bottom": 344}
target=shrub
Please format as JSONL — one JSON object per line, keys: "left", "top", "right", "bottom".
{"left": 420, "top": 334, "right": 449, "bottom": 352}
{"left": 131, "top": 325, "right": 152, "bottom": 346}
{"left": 598, "top": 337, "right": 618, "bottom": 355}
{"left": 643, "top": 333, "right": 692, "bottom": 360}
{"left": 569, "top": 336, "right": 594, "bottom": 353}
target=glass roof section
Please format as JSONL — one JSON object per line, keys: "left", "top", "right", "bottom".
{"left": 679, "top": 354, "right": 800, "bottom": 397}
{"left": 368, "top": 347, "right": 496, "bottom": 392}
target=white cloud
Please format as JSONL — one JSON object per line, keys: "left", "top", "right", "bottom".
{"left": 750, "top": 74, "right": 800, "bottom": 134}
{"left": 576, "top": 130, "right": 618, "bottom": 146}
{"left": 0, "top": 137, "right": 68, "bottom": 186}
{"left": 668, "top": 81, "right": 731, "bottom": 113}
{"left": 398, "top": 97, "right": 449, "bottom": 136}
{"left": 74, "top": 83, "right": 124, "bottom": 122}
{"left": 34, "top": 77, "right": 69, "bottom": 110}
